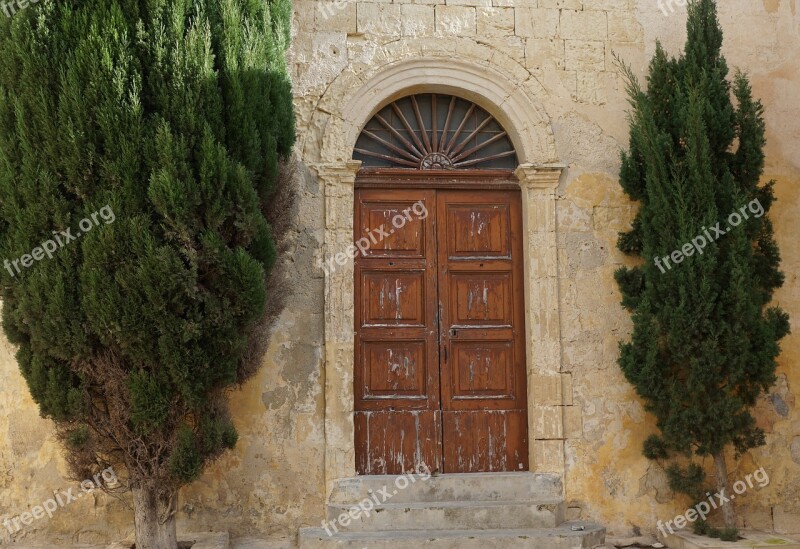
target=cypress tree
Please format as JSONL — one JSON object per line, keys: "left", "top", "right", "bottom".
{"left": 615, "top": 0, "right": 790, "bottom": 535}
{"left": 0, "top": 1, "right": 295, "bottom": 547}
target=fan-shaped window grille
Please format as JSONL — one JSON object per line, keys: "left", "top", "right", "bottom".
{"left": 353, "top": 94, "right": 517, "bottom": 170}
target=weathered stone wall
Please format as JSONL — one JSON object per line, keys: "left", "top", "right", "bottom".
{"left": 290, "top": 0, "right": 800, "bottom": 537}
{"left": 0, "top": 0, "right": 798, "bottom": 544}
{"left": 0, "top": 163, "right": 327, "bottom": 545}
{"left": 292, "top": 0, "right": 800, "bottom": 534}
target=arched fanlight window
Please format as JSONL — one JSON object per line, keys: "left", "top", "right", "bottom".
{"left": 353, "top": 93, "right": 517, "bottom": 170}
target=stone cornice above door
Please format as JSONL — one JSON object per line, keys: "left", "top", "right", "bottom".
{"left": 515, "top": 163, "right": 567, "bottom": 191}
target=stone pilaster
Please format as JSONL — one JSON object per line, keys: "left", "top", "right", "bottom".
{"left": 515, "top": 163, "right": 570, "bottom": 479}
{"left": 310, "top": 161, "right": 361, "bottom": 499}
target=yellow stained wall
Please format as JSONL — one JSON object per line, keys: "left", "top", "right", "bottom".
{"left": 0, "top": 0, "right": 798, "bottom": 544}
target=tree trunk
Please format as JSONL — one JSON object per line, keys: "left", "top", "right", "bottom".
{"left": 132, "top": 486, "right": 178, "bottom": 549}
{"left": 712, "top": 451, "right": 736, "bottom": 530}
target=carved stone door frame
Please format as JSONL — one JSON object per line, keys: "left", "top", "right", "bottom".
{"left": 312, "top": 161, "right": 567, "bottom": 496}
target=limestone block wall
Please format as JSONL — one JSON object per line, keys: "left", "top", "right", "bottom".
{"left": 288, "top": 0, "right": 800, "bottom": 537}
{"left": 0, "top": 0, "right": 797, "bottom": 545}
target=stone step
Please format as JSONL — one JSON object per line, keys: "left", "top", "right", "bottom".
{"left": 328, "top": 472, "right": 562, "bottom": 505}
{"left": 325, "top": 499, "right": 565, "bottom": 532}
{"left": 298, "top": 521, "right": 606, "bottom": 549}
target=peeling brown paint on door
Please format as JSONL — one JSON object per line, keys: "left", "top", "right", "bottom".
{"left": 354, "top": 184, "right": 528, "bottom": 474}
{"left": 437, "top": 190, "right": 528, "bottom": 473}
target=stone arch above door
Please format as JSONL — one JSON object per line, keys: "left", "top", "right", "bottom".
{"left": 353, "top": 92, "right": 518, "bottom": 170}
{"left": 302, "top": 37, "right": 558, "bottom": 166}
{"left": 306, "top": 40, "right": 569, "bottom": 500}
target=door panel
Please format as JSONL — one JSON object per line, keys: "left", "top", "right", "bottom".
{"left": 358, "top": 200, "right": 427, "bottom": 258}
{"left": 354, "top": 190, "right": 441, "bottom": 474}
{"left": 355, "top": 410, "right": 442, "bottom": 475}
{"left": 437, "top": 190, "right": 528, "bottom": 472}
{"left": 444, "top": 203, "right": 511, "bottom": 258}
{"left": 450, "top": 341, "right": 515, "bottom": 398}
{"left": 354, "top": 186, "right": 528, "bottom": 475}
{"left": 450, "top": 272, "right": 513, "bottom": 324}
{"left": 442, "top": 410, "right": 528, "bottom": 473}
{"left": 362, "top": 272, "right": 426, "bottom": 326}
{"left": 361, "top": 340, "right": 429, "bottom": 398}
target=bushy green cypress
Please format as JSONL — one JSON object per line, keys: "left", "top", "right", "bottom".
{"left": 615, "top": 0, "right": 790, "bottom": 533}
{"left": 0, "top": 1, "right": 294, "bottom": 546}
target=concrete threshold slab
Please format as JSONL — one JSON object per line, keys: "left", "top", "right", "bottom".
{"left": 107, "top": 531, "right": 229, "bottom": 549}
{"left": 0, "top": 545, "right": 107, "bottom": 548}
{"left": 230, "top": 538, "right": 296, "bottom": 549}
{"left": 659, "top": 529, "right": 800, "bottom": 549}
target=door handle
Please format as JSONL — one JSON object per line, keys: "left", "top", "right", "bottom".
{"left": 450, "top": 329, "right": 457, "bottom": 338}
{"left": 443, "top": 345, "right": 447, "bottom": 363}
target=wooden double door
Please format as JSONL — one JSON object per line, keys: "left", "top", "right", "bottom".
{"left": 354, "top": 185, "right": 528, "bottom": 474}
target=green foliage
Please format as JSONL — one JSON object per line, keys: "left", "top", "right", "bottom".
{"left": 0, "top": 0, "right": 295, "bottom": 489}
{"left": 169, "top": 426, "right": 204, "bottom": 484}
{"left": 693, "top": 519, "right": 710, "bottom": 535}
{"left": 642, "top": 434, "right": 670, "bottom": 460}
{"left": 66, "top": 425, "right": 91, "bottom": 449}
{"left": 666, "top": 462, "right": 708, "bottom": 503}
{"left": 718, "top": 528, "right": 740, "bottom": 542}
{"left": 615, "top": 0, "right": 790, "bottom": 519}
{"left": 695, "top": 521, "right": 740, "bottom": 542}
{"left": 199, "top": 415, "right": 239, "bottom": 453}
{"left": 129, "top": 369, "right": 173, "bottom": 436}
